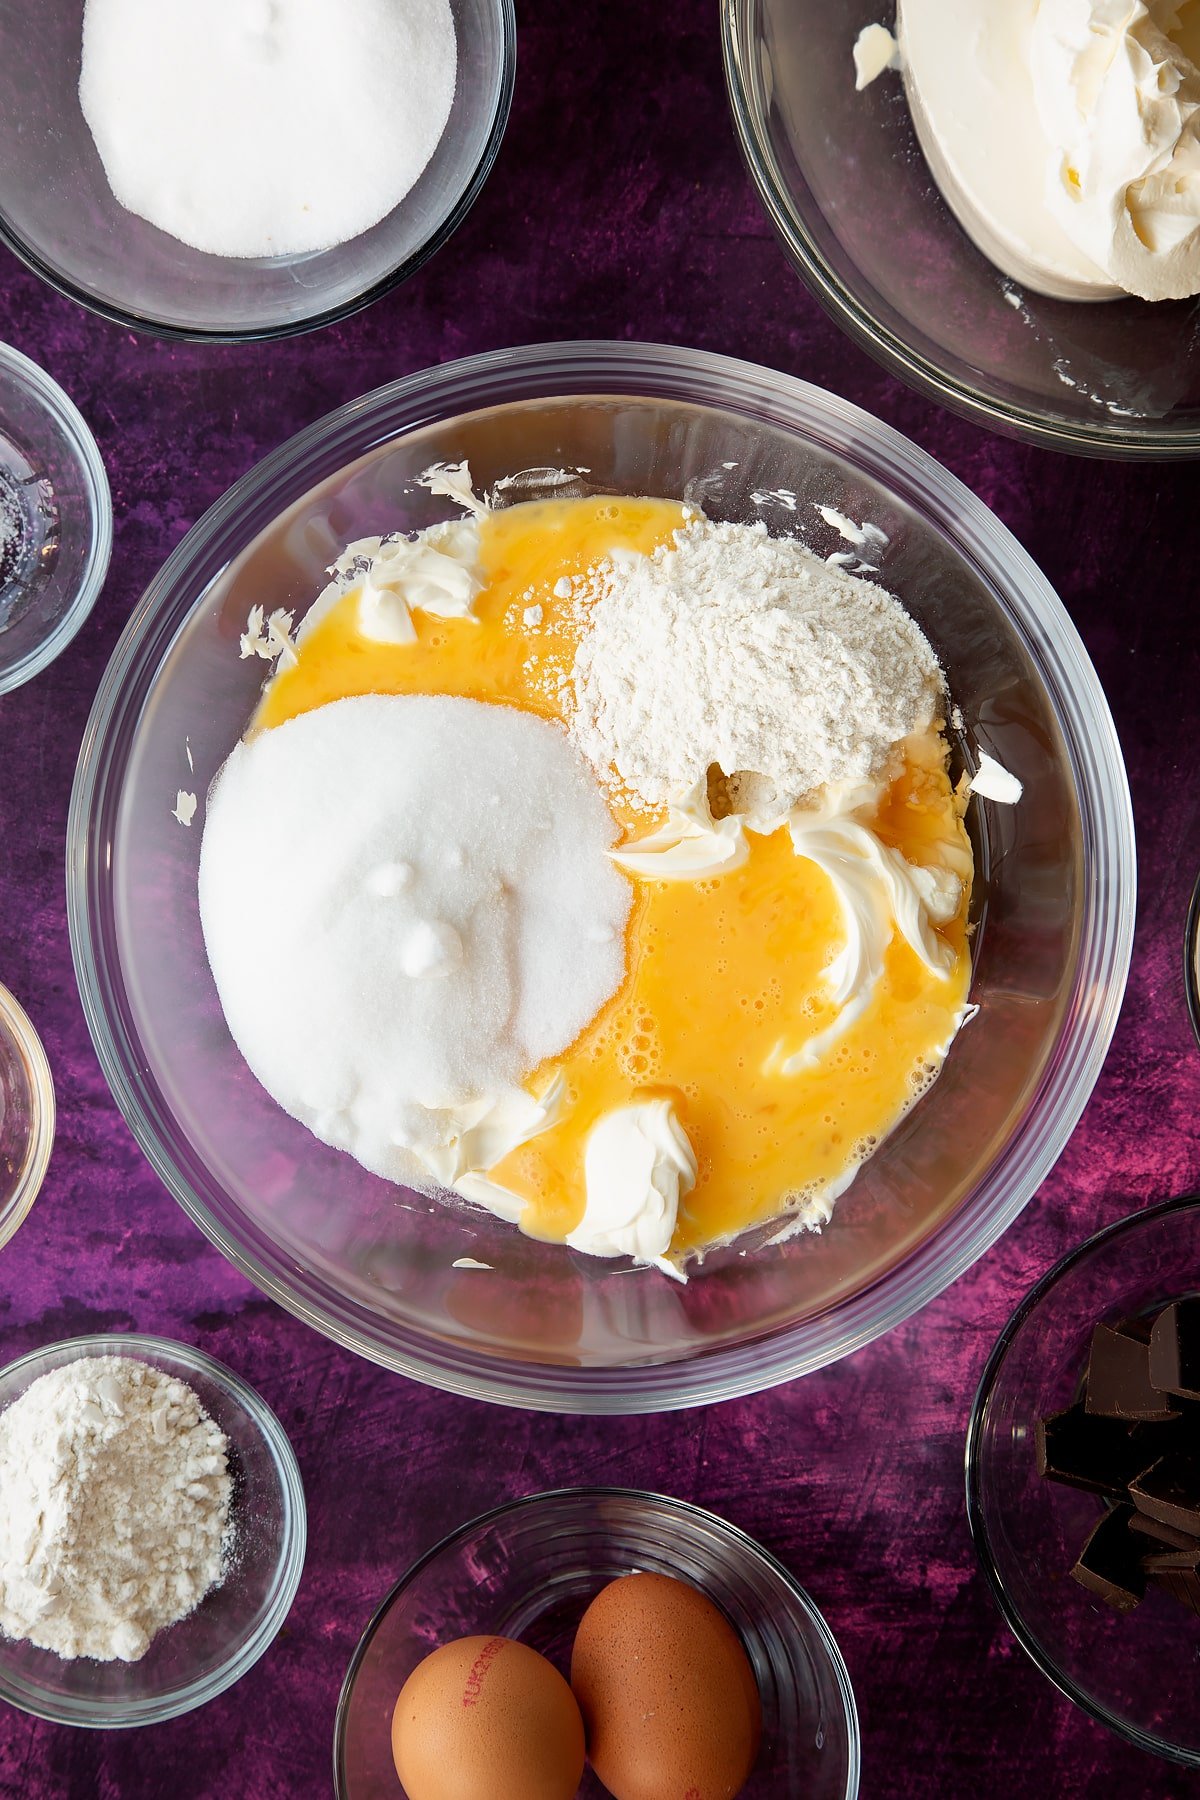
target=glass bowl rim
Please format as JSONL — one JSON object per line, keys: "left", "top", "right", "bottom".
{"left": 0, "top": 340, "right": 112, "bottom": 692}
{"left": 0, "top": 1330, "right": 307, "bottom": 1728}
{"left": 66, "top": 337, "right": 1136, "bottom": 1412}
{"left": 964, "top": 1191, "right": 1200, "bottom": 1768}
{"left": 0, "top": 0, "right": 516, "bottom": 345}
{"left": 1185, "top": 872, "right": 1200, "bottom": 1053}
{"left": 0, "top": 979, "right": 55, "bottom": 1253}
{"left": 331, "top": 1482, "right": 862, "bottom": 1800}
{"left": 719, "top": 0, "right": 1200, "bottom": 462}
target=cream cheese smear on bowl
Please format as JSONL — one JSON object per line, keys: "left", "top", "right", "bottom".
{"left": 860, "top": 1, "right": 1200, "bottom": 302}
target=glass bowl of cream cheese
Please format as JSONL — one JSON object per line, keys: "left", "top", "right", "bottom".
{"left": 723, "top": 0, "right": 1200, "bottom": 456}
{"left": 0, "top": 0, "right": 514, "bottom": 341}
{"left": 67, "top": 340, "right": 1135, "bottom": 1412}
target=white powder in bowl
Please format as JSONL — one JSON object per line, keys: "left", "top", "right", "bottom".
{"left": 0, "top": 1356, "right": 231, "bottom": 1663}
{"left": 567, "top": 519, "right": 944, "bottom": 819}
{"left": 198, "top": 694, "right": 631, "bottom": 1185}
{"left": 79, "top": 0, "right": 457, "bottom": 259}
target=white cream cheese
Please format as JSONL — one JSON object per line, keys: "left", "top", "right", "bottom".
{"left": 240, "top": 604, "right": 299, "bottom": 664}
{"left": 767, "top": 806, "right": 961, "bottom": 1076}
{"left": 1031, "top": 0, "right": 1200, "bottom": 301}
{"left": 394, "top": 1078, "right": 570, "bottom": 1225}
{"left": 898, "top": 0, "right": 1121, "bottom": 299}
{"left": 300, "top": 516, "right": 485, "bottom": 650}
{"left": 608, "top": 779, "right": 750, "bottom": 881}
{"left": 419, "top": 459, "right": 490, "bottom": 519}
{"left": 565, "top": 1100, "right": 698, "bottom": 1280}
{"left": 853, "top": 22, "right": 900, "bottom": 89}
{"left": 897, "top": 0, "right": 1200, "bottom": 300}
{"left": 968, "top": 751, "right": 1024, "bottom": 804}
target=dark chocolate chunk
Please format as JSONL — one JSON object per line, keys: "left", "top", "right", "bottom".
{"left": 1149, "top": 1300, "right": 1200, "bottom": 1402}
{"left": 1129, "top": 1452, "right": 1200, "bottom": 1536}
{"left": 1085, "top": 1321, "right": 1180, "bottom": 1421}
{"left": 1151, "top": 1569, "right": 1200, "bottom": 1617}
{"left": 1037, "top": 1405, "right": 1176, "bottom": 1494}
{"left": 1129, "top": 1512, "right": 1200, "bottom": 1552}
{"left": 1071, "top": 1506, "right": 1146, "bottom": 1613}
{"left": 1143, "top": 1547, "right": 1200, "bottom": 1572}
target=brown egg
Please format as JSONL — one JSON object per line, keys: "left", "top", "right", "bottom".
{"left": 571, "top": 1572, "right": 762, "bottom": 1800}
{"left": 391, "top": 1634, "right": 585, "bottom": 1800}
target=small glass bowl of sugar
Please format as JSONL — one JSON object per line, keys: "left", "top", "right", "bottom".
{"left": 0, "top": 0, "right": 515, "bottom": 341}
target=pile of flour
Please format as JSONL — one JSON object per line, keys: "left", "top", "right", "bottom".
{"left": 0, "top": 1356, "right": 231, "bottom": 1663}
{"left": 567, "top": 519, "right": 944, "bottom": 819}
{"left": 79, "top": 0, "right": 457, "bottom": 258}
{"left": 198, "top": 693, "right": 631, "bottom": 1185}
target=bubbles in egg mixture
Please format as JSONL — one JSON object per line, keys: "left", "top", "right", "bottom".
{"left": 254, "top": 492, "right": 974, "bottom": 1260}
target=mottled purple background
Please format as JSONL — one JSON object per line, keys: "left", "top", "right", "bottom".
{"left": 1, "top": 3, "right": 1199, "bottom": 1795}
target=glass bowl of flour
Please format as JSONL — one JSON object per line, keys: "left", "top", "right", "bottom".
{"left": 723, "top": 0, "right": 1200, "bottom": 457}
{"left": 0, "top": 0, "right": 515, "bottom": 341}
{"left": 0, "top": 1335, "right": 305, "bottom": 1726}
{"left": 67, "top": 341, "right": 1135, "bottom": 1412}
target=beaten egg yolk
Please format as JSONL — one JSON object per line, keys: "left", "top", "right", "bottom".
{"left": 257, "top": 497, "right": 973, "bottom": 1256}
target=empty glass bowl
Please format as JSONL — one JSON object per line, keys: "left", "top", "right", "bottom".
{"left": 0, "top": 981, "right": 55, "bottom": 1251}
{"left": 0, "top": 1334, "right": 306, "bottom": 1726}
{"left": 0, "top": 0, "right": 514, "bottom": 340}
{"left": 334, "top": 1488, "right": 859, "bottom": 1799}
{"left": 723, "top": 0, "right": 1200, "bottom": 456}
{"left": 0, "top": 343, "right": 111, "bottom": 693}
{"left": 967, "top": 1196, "right": 1200, "bottom": 1766}
{"left": 66, "top": 340, "right": 1134, "bottom": 1411}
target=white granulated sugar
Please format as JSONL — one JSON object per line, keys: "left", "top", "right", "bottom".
{"left": 79, "top": 0, "right": 457, "bottom": 259}
{"left": 568, "top": 520, "right": 944, "bottom": 819}
{"left": 199, "top": 694, "right": 631, "bottom": 1185}
{"left": 0, "top": 1356, "right": 231, "bottom": 1663}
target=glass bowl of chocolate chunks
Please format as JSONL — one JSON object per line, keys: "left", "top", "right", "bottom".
{"left": 967, "top": 1194, "right": 1200, "bottom": 1767}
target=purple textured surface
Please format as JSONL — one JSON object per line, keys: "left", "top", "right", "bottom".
{"left": 1, "top": 3, "right": 1199, "bottom": 1795}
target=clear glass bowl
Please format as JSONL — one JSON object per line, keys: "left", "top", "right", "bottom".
{"left": 966, "top": 1197, "right": 1200, "bottom": 1767}
{"left": 1186, "top": 873, "right": 1200, "bottom": 1052}
{"left": 0, "top": 0, "right": 514, "bottom": 341}
{"left": 0, "top": 342, "right": 111, "bottom": 693}
{"left": 722, "top": 0, "right": 1200, "bottom": 458}
{"left": 66, "top": 340, "right": 1135, "bottom": 1411}
{"left": 334, "top": 1488, "right": 859, "bottom": 1800}
{"left": 0, "top": 981, "right": 55, "bottom": 1253}
{"left": 0, "top": 1333, "right": 306, "bottom": 1727}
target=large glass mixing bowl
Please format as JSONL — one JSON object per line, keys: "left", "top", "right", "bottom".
{"left": 67, "top": 342, "right": 1135, "bottom": 1411}
{"left": 723, "top": 0, "right": 1200, "bottom": 457}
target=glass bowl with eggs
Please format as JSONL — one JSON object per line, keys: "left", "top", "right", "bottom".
{"left": 334, "top": 1487, "right": 859, "bottom": 1800}
{"left": 67, "top": 340, "right": 1134, "bottom": 1412}
{"left": 723, "top": 0, "right": 1200, "bottom": 456}
{"left": 0, "top": 0, "right": 515, "bottom": 341}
